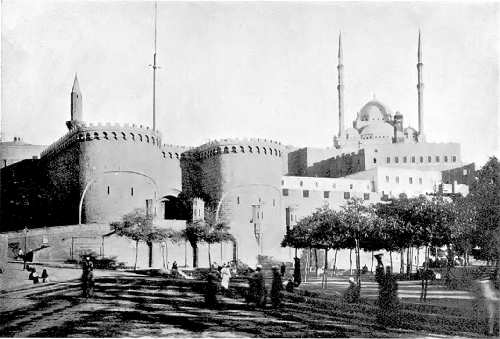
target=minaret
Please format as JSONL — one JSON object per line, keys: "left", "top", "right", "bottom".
{"left": 67, "top": 74, "right": 82, "bottom": 129}
{"left": 417, "top": 30, "right": 425, "bottom": 141}
{"left": 337, "top": 32, "right": 345, "bottom": 138}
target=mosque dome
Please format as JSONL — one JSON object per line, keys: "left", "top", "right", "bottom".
{"left": 359, "top": 121, "right": 394, "bottom": 140}
{"left": 404, "top": 126, "right": 418, "bottom": 142}
{"left": 345, "top": 127, "right": 360, "bottom": 141}
{"left": 358, "top": 100, "right": 394, "bottom": 122}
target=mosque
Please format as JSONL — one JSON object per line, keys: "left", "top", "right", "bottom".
{"left": 0, "top": 32, "right": 474, "bottom": 269}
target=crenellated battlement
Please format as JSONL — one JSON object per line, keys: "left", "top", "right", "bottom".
{"left": 184, "top": 137, "right": 286, "bottom": 161}
{"left": 41, "top": 121, "right": 190, "bottom": 160}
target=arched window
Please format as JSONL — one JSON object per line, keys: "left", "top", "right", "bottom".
{"left": 162, "top": 152, "right": 166, "bottom": 158}
{"left": 168, "top": 152, "right": 172, "bottom": 159}
{"left": 255, "top": 146, "right": 260, "bottom": 154}
{"left": 138, "top": 134, "right": 143, "bottom": 142}
{"left": 93, "top": 132, "right": 99, "bottom": 140}
{"left": 175, "top": 153, "right": 179, "bottom": 159}
{"left": 103, "top": 132, "right": 109, "bottom": 140}
{"left": 151, "top": 137, "right": 155, "bottom": 145}
{"left": 145, "top": 135, "right": 149, "bottom": 143}
{"left": 263, "top": 148, "right": 267, "bottom": 155}
{"left": 224, "top": 146, "right": 229, "bottom": 154}
{"left": 130, "top": 133, "right": 135, "bottom": 141}
{"left": 112, "top": 132, "right": 118, "bottom": 140}
{"left": 248, "top": 146, "right": 253, "bottom": 153}
{"left": 85, "top": 133, "right": 92, "bottom": 141}
{"left": 231, "top": 146, "right": 237, "bottom": 153}
{"left": 121, "top": 132, "right": 126, "bottom": 140}
{"left": 274, "top": 149, "right": 278, "bottom": 156}
{"left": 240, "top": 146, "right": 245, "bottom": 153}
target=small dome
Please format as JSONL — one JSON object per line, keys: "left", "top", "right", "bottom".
{"left": 358, "top": 100, "right": 394, "bottom": 122}
{"left": 360, "top": 121, "right": 394, "bottom": 140}
{"left": 345, "top": 127, "right": 360, "bottom": 140}
{"left": 404, "top": 126, "right": 417, "bottom": 134}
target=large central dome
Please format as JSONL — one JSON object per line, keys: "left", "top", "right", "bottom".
{"left": 358, "top": 100, "right": 394, "bottom": 122}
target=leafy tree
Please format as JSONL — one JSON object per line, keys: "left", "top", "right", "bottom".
{"left": 340, "top": 198, "right": 374, "bottom": 285}
{"left": 111, "top": 208, "right": 181, "bottom": 270}
{"left": 182, "top": 209, "right": 234, "bottom": 268}
{"left": 469, "top": 157, "right": 500, "bottom": 266}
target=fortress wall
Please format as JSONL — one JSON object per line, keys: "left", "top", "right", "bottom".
{"left": 40, "top": 123, "right": 185, "bottom": 224}
{"left": 307, "top": 150, "right": 367, "bottom": 178}
{"left": 185, "top": 138, "right": 287, "bottom": 266}
{"left": 41, "top": 142, "right": 82, "bottom": 226}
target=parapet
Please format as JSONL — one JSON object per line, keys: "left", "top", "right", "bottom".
{"left": 40, "top": 121, "right": 189, "bottom": 160}
{"left": 185, "top": 137, "right": 286, "bottom": 161}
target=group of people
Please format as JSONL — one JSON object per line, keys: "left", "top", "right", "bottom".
{"left": 27, "top": 265, "right": 49, "bottom": 284}
{"left": 81, "top": 256, "right": 95, "bottom": 298}
{"left": 204, "top": 262, "right": 295, "bottom": 309}
{"left": 204, "top": 262, "right": 235, "bottom": 307}
{"left": 246, "top": 264, "right": 294, "bottom": 309}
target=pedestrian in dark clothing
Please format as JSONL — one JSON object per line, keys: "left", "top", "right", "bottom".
{"left": 293, "top": 257, "right": 301, "bottom": 287}
{"left": 280, "top": 262, "right": 286, "bottom": 277}
{"left": 271, "top": 266, "right": 283, "bottom": 308}
{"left": 205, "top": 270, "right": 219, "bottom": 308}
{"left": 41, "top": 268, "right": 49, "bottom": 283}
{"left": 376, "top": 266, "right": 400, "bottom": 327}
{"left": 172, "top": 261, "right": 178, "bottom": 270}
{"left": 81, "top": 257, "right": 94, "bottom": 298}
{"left": 285, "top": 278, "right": 294, "bottom": 292}
{"left": 251, "top": 265, "right": 266, "bottom": 307}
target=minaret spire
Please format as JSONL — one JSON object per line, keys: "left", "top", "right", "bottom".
{"left": 417, "top": 30, "right": 425, "bottom": 141}
{"left": 151, "top": 1, "right": 159, "bottom": 131}
{"left": 337, "top": 31, "right": 345, "bottom": 138}
{"left": 67, "top": 73, "right": 83, "bottom": 130}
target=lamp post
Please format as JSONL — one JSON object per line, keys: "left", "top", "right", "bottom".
{"left": 23, "top": 226, "right": 28, "bottom": 269}
{"left": 214, "top": 184, "right": 281, "bottom": 263}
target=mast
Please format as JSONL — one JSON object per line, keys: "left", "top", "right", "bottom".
{"left": 152, "top": 1, "right": 158, "bottom": 131}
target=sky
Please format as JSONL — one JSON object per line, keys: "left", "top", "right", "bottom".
{"left": 1, "top": 1, "right": 498, "bottom": 167}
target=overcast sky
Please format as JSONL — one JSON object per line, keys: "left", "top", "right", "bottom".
{"left": 1, "top": 1, "right": 498, "bottom": 166}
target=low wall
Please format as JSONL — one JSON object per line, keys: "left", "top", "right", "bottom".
{"left": 2, "top": 222, "right": 234, "bottom": 269}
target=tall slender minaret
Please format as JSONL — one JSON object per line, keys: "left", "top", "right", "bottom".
{"left": 67, "top": 74, "right": 82, "bottom": 129}
{"left": 337, "top": 32, "right": 345, "bottom": 138}
{"left": 151, "top": 1, "right": 158, "bottom": 131}
{"left": 417, "top": 30, "right": 424, "bottom": 141}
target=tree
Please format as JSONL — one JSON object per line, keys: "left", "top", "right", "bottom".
{"left": 182, "top": 209, "right": 234, "bottom": 268}
{"left": 282, "top": 207, "right": 352, "bottom": 288}
{"left": 111, "top": 209, "right": 152, "bottom": 270}
{"left": 340, "top": 198, "right": 374, "bottom": 286}
{"left": 309, "top": 207, "right": 347, "bottom": 288}
{"left": 469, "top": 157, "right": 500, "bottom": 266}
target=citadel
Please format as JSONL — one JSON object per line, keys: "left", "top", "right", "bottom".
{"left": 0, "top": 32, "right": 474, "bottom": 269}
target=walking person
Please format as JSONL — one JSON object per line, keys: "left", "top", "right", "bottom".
{"left": 81, "top": 256, "right": 94, "bottom": 298}
{"left": 271, "top": 266, "right": 283, "bottom": 308}
{"left": 220, "top": 263, "right": 232, "bottom": 297}
{"left": 253, "top": 264, "right": 266, "bottom": 307}
{"left": 41, "top": 268, "right": 49, "bottom": 283}
{"left": 205, "top": 269, "right": 220, "bottom": 308}
{"left": 280, "top": 262, "right": 286, "bottom": 277}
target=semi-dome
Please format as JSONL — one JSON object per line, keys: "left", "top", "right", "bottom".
{"left": 358, "top": 100, "right": 394, "bottom": 122}
{"left": 345, "top": 127, "right": 360, "bottom": 140}
{"left": 359, "top": 121, "right": 394, "bottom": 140}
